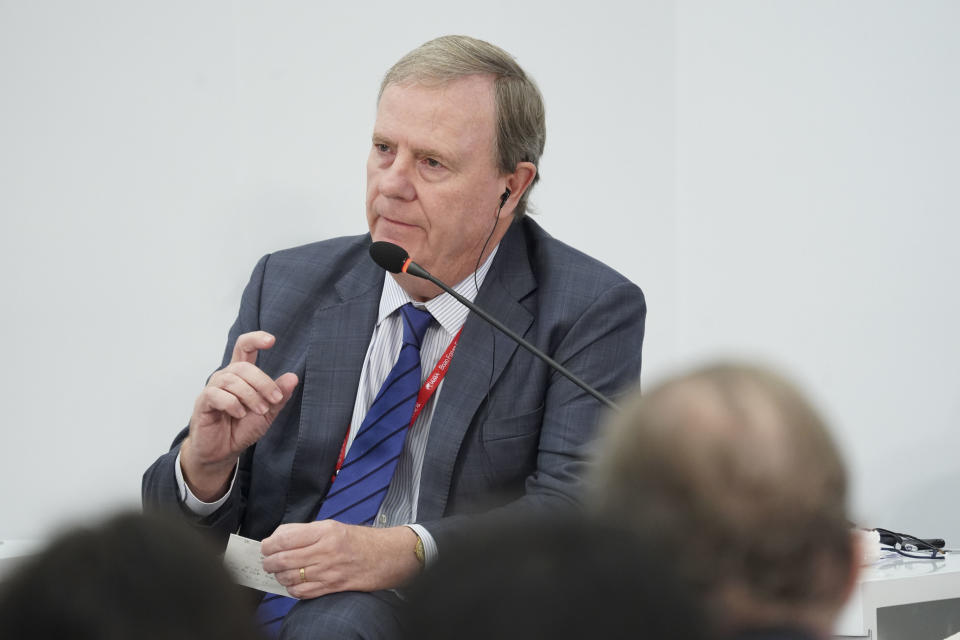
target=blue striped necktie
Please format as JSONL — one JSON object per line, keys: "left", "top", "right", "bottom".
{"left": 257, "top": 303, "right": 433, "bottom": 637}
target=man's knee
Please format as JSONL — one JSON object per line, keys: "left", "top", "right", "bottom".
{"left": 281, "top": 590, "right": 404, "bottom": 640}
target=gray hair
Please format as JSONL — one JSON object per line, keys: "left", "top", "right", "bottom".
{"left": 591, "top": 363, "right": 853, "bottom": 631}
{"left": 380, "top": 35, "right": 545, "bottom": 218}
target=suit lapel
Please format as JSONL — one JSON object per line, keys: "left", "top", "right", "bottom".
{"left": 417, "top": 221, "right": 537, "bottom": 521}
{"left": 282, "top": 248, "right": 384, "bottom": 522}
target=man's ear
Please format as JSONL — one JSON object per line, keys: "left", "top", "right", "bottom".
{"left": 499, "top": 162, "right": 537, "bottom": 216}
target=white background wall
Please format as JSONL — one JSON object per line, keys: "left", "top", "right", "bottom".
{"left": 1, "top": 1, "right": 957, "bottom": 545}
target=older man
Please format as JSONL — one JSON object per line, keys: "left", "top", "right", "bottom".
{"left": 143, "top": 35, "right": 645, "bottom": 639}
{"left": 592, "top": 364, "right": 858, "bottom": 640}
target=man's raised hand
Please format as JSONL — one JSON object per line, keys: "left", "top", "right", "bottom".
{"left": 180, "top": 331, "right": 299, "bottom": 501}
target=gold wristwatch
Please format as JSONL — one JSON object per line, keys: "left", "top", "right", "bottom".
{"left": 413, "top": 532, "right": 426, "bottom": 568}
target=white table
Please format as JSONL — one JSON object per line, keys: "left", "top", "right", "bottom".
{"left": 835, "top": 551, "right": 960, "bottom": 639}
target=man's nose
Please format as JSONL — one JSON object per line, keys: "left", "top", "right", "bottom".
{"left": 378, "top": 153, "right": 416, "bottom": 201}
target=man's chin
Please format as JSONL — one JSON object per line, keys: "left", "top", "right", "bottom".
{"left": 371, "top": 229, "right": 422, "bottom": 259}
{"left": 372, "top": 233, "right": 411, "bottom": 254}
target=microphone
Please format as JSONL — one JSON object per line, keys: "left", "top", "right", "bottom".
{"left": 369, "top": 241, "right": 618, "bottom": 410}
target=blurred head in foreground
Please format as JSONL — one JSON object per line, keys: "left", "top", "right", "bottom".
{"left": 0, "top": 510, "right": 261, "bottom": 640}
{"left": 591, "top": 362, "right": 857, "bottom": 638}
{"left": 402, "top": 515, "right": 707, "bottom": 640}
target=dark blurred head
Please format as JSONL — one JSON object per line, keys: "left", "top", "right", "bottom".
{"left": 403, "top": 515, "right": 706, "bottom": 640}
{"left": 0, "top": 510, "right": 262, "bottom": 640}
{"left": 591, "top": 362, "right": 856, "bottom": 634}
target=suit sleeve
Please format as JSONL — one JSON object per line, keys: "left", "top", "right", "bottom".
{"left": 141, "top": 254, "right": 271, "bottom": 542}
{"left": 420, "top": 279, "right": 646, "bottom": 551}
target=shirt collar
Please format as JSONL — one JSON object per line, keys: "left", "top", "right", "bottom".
{"left": 378, "top": 246, "right": 499, "bottom": 336}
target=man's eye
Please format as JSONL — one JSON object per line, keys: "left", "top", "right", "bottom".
{"left": 425, "top": 158, "right": 443, "bottom": 169}
{"left": 375, "top": 143, "right": 391, "bottom": 153}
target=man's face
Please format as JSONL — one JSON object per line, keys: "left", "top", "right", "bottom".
{"left": 366, "top": 75, "right": 507, "bottom": 294}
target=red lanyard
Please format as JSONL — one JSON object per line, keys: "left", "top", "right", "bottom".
{"left": 331, "top": 327, "right": 464, "bottom": 479}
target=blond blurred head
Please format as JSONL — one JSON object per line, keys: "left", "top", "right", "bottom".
{"left": 591, "top": 363, "right": 857, "bottom": 635}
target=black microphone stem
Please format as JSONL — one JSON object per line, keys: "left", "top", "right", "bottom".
{"left": 418, "top": 270, "right": 619, "bottom": 411}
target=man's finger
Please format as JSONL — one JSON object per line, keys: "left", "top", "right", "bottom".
{"left": 275, "top": 372, "right": 299, "bottom": 398}
{"left": 199, "top": 386, "right": 248, "bottom": 420}
{"left": 261, "top": 529, "right": 330, "bottom": 574}
{"left": 262, "top": 522, "right": 325, "bottom": 557}
{"left": 217, "top": 371, "right": 271, "bottom": 416}
{"left": 286, "top": 582, "right": 330, "bottom": 601}
{"left": 230, "top": 331, "right": 276, "bottom": 365}
{"left": 263, "top": 549, "right": 316, "bottom": 576}
{"left": 219, "top": 362, "right": 286, "bottom": 406}
{"left": 264, "top": 372, "right": 300, "bottom": 419}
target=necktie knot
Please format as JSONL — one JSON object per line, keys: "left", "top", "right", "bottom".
{"left": 400, "top": 303, "right": 432, "bottom": 348}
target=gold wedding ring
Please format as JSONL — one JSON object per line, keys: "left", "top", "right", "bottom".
{"left": 299, "top": 567, "right": 306, "bottom": 583}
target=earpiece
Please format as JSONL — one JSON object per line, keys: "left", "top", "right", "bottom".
{"left": 499, "top": 188, "right": 511, "bottom": 207}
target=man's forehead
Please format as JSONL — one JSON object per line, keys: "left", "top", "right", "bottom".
{"left": 378, "top": 76, "right": 496, "bottom": 123}
{"left": 374, "top": 76, "right": 498, "bottom": 158}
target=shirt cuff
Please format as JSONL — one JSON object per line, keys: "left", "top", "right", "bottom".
{"left": 405, "top": 524, "right": 438, "bottom": 568}
{"left": 174, "top": 450, "right": 238, "bottom": 516}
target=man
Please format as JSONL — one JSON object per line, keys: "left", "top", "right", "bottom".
{"left": 591, "top": 364, "right": 859, "bottom": 640}
{"left": 143, "top": 35, "right": 645, "bottom": 639}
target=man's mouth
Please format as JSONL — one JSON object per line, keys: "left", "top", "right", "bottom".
{"left": 380, "top": 215, "right": 420, "bottom": 231}
{"left": 379, "top": 215, "right": 418, "bottom": 229}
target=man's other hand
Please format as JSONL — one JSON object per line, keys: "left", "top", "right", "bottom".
{"left": 180, "top": 331, "right": 299, "bottom": 501}
{"left": 261, "top": 522, "right": 421, "bottom": 599}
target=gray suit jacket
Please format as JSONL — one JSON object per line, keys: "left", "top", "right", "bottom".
{"left": 143, "top": 217, "right": 645, "bottom": 552}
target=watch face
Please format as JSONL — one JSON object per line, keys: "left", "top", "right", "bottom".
{"left": 415, "top": 537, "right": 425, "bottom": 565}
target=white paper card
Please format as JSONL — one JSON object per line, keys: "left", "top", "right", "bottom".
{"left": 223, "top": 533, "right": 288, "bottom": 597}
